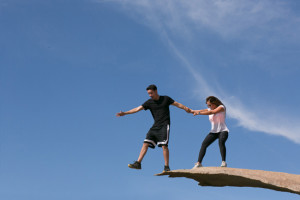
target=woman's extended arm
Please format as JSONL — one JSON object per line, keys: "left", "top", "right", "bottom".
{"left": 198, "top": 106, "right": 225, "bottom": 115}
{"left": 191, "top": 109, "right": 208, "bottom": 115}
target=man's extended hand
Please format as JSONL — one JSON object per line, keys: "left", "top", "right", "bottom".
{"left": 116, "top": 111, "right": 126, "bottom": 117}
{"left": 185, "top": 107, "right": 192, "bottom": 113}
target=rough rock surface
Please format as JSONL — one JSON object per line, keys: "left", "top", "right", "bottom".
{"left": 156, "top": 167, "right": 300, "bottom": 195}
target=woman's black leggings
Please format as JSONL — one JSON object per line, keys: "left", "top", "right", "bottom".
{"left": 198, "top": 131, "right": 229, "bottom": 163}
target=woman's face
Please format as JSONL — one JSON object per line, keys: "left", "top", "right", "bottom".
{"left": 207, "top": 101, "right": 217, "bottom": 110}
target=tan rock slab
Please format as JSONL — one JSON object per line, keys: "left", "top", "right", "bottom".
{"left": 156, "top": 167, "right": 300, "bottom": 195}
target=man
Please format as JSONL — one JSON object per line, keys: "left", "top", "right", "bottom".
{"left": 116, "top": 84, "right": 191, "bottom": 172}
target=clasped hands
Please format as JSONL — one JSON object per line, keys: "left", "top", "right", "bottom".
{"left": 186, "top": 108, "right": 200, "bottom": 116}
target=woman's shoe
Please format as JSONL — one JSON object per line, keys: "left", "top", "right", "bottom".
{"left": 221, "top": 161, "right": 227, "bottom": 167}
{"left": 192, "top": 162, "right": 203, "bottom": 169}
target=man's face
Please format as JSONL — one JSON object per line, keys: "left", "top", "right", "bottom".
{"left": 147, "top": 89, "right": 158, "bottom": 99}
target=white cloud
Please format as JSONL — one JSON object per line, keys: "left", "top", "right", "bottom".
{"left": 166, "top": 39, "right": 300, "bottom": 144}
{"left": 100, "top": 0, "right": 300, "bottom": 143}
{"left": 101, "top": 0, "right": 300, "bottom": 41}
{"left": 225, "top": 98, "right": 300, "bottom": 143}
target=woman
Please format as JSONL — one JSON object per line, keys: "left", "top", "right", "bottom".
{"left": 191, "top": 96, "right": 229, "bottom": 168}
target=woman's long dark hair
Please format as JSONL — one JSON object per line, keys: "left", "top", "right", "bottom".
{"left": 206, "top": 96, "right": 224, "bottom": 107}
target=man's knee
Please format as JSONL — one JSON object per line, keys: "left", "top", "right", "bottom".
{"left": 143, "top": 143, "right": 150, "bottom": 148}
{"left": 162, "top": 145, "right": 169, "bottom": 150}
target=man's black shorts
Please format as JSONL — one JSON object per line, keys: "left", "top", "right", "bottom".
{"left": 144, "top": 124, "right": 170, "bottom": 149}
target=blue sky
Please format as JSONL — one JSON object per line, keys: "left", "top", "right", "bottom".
{"left": 1, "top": 0, "right": 300, "bottom": 199}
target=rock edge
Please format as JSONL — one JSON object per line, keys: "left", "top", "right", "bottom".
{"left": 155, "top": 167, "right": 300, "bottom": 195}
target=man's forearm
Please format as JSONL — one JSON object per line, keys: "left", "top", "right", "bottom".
{"left": 181, "top": 104, "right": 190, "bottom": 112}
{"left": 124, "top": 107, "right": 140, "bottom": 115}
{"left": 174, "top": 102, "right": 191, "bottom": 112}
{"left": 116, "top": 106, "right": 144, "bottom": 117}
{"left": 124, "top": 106, "right": 144, "bottom": 115}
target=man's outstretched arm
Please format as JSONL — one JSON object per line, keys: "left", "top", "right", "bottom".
{"left": 171, "top": 101, "right": 191, "bottom": 113}
{"left": 116, "top": 105, "right": 144, "bottom": 117}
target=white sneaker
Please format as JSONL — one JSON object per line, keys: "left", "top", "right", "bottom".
{"left": 192, "top": 162, "right": 202, "bottom": 169}
{"left": 221, "top": 161, "right": 227, "bottom": 167}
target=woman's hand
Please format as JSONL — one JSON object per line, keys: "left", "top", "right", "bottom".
{"left": 191, "top": 110, "right": 199, "bottom": 116}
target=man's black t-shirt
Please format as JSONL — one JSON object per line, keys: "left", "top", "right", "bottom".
{"left": 142, "top": 96, "right": 175, "bottom": 129}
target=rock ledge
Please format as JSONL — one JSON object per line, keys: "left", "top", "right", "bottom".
{"left": 156, "top": 167, "right": 300, "bottom": 195}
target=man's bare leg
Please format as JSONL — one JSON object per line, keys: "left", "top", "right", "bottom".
{"left": 162, "top": 146, "right": 169, "bottom": 166}
{"left": 137, "top": 143, "right": 149, "bottom": 163}
{"left": 128, "top": 143, "right": 149, "bottom": 169}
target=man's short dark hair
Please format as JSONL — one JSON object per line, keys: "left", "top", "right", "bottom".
{"left": 146, "top": 84, "right": 157, "bottom": 91}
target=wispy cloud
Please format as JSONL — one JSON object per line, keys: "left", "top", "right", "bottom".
{"left": 100, "top": 0, "right": 300, "bottom": 143}
{"left": 101, "top": 0, "right": 300, "bottom": 41}
{"left": 166, "top": 38, "right": 300, "bottom": 144}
